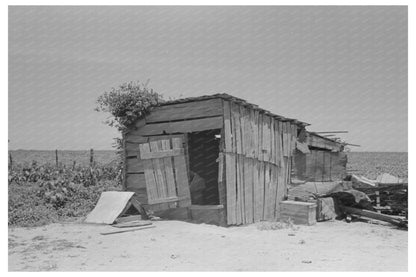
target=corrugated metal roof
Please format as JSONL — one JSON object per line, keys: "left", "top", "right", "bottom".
{"left": 161, "top": 93, "right": 310, "bottom": 126}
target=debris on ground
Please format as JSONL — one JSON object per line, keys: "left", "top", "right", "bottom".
{"left": 84, "top": 191, "right": 148, "bottom": 225}
{"left": 112, "top": 221, "right": 152, "bottom": 229}
{"left": 100, "top": 225, "right": 155, "bottom": 235}
{"left": 287, "top": 174, "right": 408, "bottom": 229}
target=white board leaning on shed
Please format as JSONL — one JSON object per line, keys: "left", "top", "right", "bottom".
{"left": 85, "top": 191, "right": 138, "bottom": 224}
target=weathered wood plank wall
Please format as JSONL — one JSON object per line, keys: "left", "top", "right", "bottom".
{"left": 222, "top": 100, "right": 298, "bottom": 225}
{"left": 294, "top": 149, "right": 347, "bottom": 182}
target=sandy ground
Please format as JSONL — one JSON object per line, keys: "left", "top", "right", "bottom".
{"left": 8, "top": 219, "right": 407, "bottom": 271}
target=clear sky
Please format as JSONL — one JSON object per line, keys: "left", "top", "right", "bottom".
{"left": 8, "top": 6, "right": 407, "bottom": 151}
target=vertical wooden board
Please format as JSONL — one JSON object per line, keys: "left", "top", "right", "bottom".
{"left": 217, "top": 152, "right": 226, "bottom": 205}
{"left": 275, "top": 120, "right": 281, "bottom": 167}
{"left": 268, "top": 165, "right": 278, "bottom": 219}
{"left": 258, "top": 162, "right": 265, "bottom": 220}
{"left": 258, "top": 113, "right": 264, "bottom": 162}
{"left": 292, "top": 124, "right": 298, "bottom": 156}
{"left": 253, "top": 110, "right": 259, "bottom": 159}
{"left": 277, "top": 121, "right": 283, "bottom": 167}
{"left": 246, "top": 109, "right": 252, "bottom": 157}
{"left": 264, "top": 163, "right": 273, "bottom": 220}
{"left": 151, "top": 141, "right": 170, "bottom": 210}
{"left": 304, "top": 151, "right": 314, "bottom": 181}
{"left": 161, "top": 140, "right": 177, "bottom": 208}
{"left": 150, "top": 141, "right": 167, "bottom": 198}
{"left": 270, "top": 118, "right": 276, "bottom": 164}
{"left": 243, "top": 158, "right": 254, "bottom": 224}
{"left": 248, "top": 109, "right": 256, "bottom": 158}
{"left": 268, "top": 117, "right": 273, "bottom": 162}
{"left": 243, "top": 108, "right": 249, "bottom": 157}
{"left": 283, "top": 157, "right": 290, "bottom": 195}
{"left": 238, "top": 155, "right": 246, "bottom": 224}
{"left": 314, "top": 151, "right": 324, "bottom": 182}
{"left": 263, "top": 115, "right": 270, "bottom": 162}
{"left": 287, "top": 155, "right": 292, "bottom": 185}
{"left": 229, "top": 103, "right": 237, "bottom": 154}
{"left": 272, "top": 120, "right": 277, "bottom": 165}
{"left": 235, "top": 154, "right": 242, "bottom": 225}
{"left": 281, "top": 122, "right": 286, "bottom": 157}
{"left": 328, "top": 152, "right": 333, "bottom": 181}
{"left": 238, "top": 106, "right": 246, "bottom": 156}
{"left": 172, "top": 137, "right": 192, "bottom": 207}
{"left": 247, "top": 108, "right": 252, "bottom": 157}
{"left": 281, "top": 156, "right": 287, "bottom": 190}
{"left": 275, "top": 166, "right": 285, "bottom": 220}
{"left": 241, "top": 156, "right": 246, "bottom": 225}
{"left": 246, "top": 108, "right": 253, "bottom": 157}
{"left": 323, "top": 151, "right": 331, "bottom": 181}
{"left": 139, "top": 144, "right": 157, "bottom": 202}
{"left": 231, "top": 102, "right": 242, "bottom": 155}
{"left": 225, "top": 153, "right": 237, "bottom": 225}
{"left": 262, "top": 117, "right": 270, "bottom": 162}
{"left": 242, "top": 107, "right": 250, "bottom": 156}
{"left": 282, "top": 122, "right": 288, "bottom": 157}
{"left": 285, "top": 122, "right": 291, "bottom": 157}
{"left": 252, "top": 161, "right": 261, "bottom": 222}
{"left": 223, "top": 101, "right": 233, "bottom": 153}
{"left": 288, "top": 124, "right": 293, "bottom": 157}
{"left": 287, "top": 124, "right": 292, "bottom": 157}
{"left": 266, "top": 164, "right": 274, "bottom": 221}
{"left": 289, "top": 123, "right": 294, "bottom": 157}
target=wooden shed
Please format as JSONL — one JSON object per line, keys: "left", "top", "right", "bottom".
{"left": 122, "top": 94, "right": 309, "bottom": 226}
{"left": 293, "top": 131, "right": 347, "bottom": 182}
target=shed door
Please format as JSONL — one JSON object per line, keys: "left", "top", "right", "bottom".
{"left": 138, "top": 136, "right": 191, "bottom": 208}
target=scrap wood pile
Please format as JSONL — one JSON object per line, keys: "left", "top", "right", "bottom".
{"left": 350, "top": 173, "right": 408, "bottom": 217}
{"left": 288, "top": 174, "right": 408, "bottom": 229}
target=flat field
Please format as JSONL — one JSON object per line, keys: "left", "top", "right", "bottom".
{"left": 8, "top": 150, "right": 118, "bottom": 166}
{"left": 9, "top": 150, "right": 408, "bottom": 180}
{"left": 346, "top": 152, "right": 408, "bottom": 181}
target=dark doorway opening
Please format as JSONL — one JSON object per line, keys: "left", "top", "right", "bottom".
{"left": 187, "top": 129, "right": 221, "bottom": 205}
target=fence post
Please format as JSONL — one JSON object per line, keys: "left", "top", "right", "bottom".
{"left": 90, "top": 148, "right": 94, "bottom": 167}
{"left": 55, "top": 149, "right": 58, "bottom": 167}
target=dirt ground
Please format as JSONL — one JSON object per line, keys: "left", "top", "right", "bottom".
{"left": 8, "top": 219, "right": 407, "bottom": 271}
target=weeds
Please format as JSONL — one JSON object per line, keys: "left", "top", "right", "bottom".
{"left": 8, "top": 161, "right": 122, "bottom": 227}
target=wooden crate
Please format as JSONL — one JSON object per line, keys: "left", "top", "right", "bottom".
{"left": 280, "top": 200, "right": 317, "bottom": 225}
